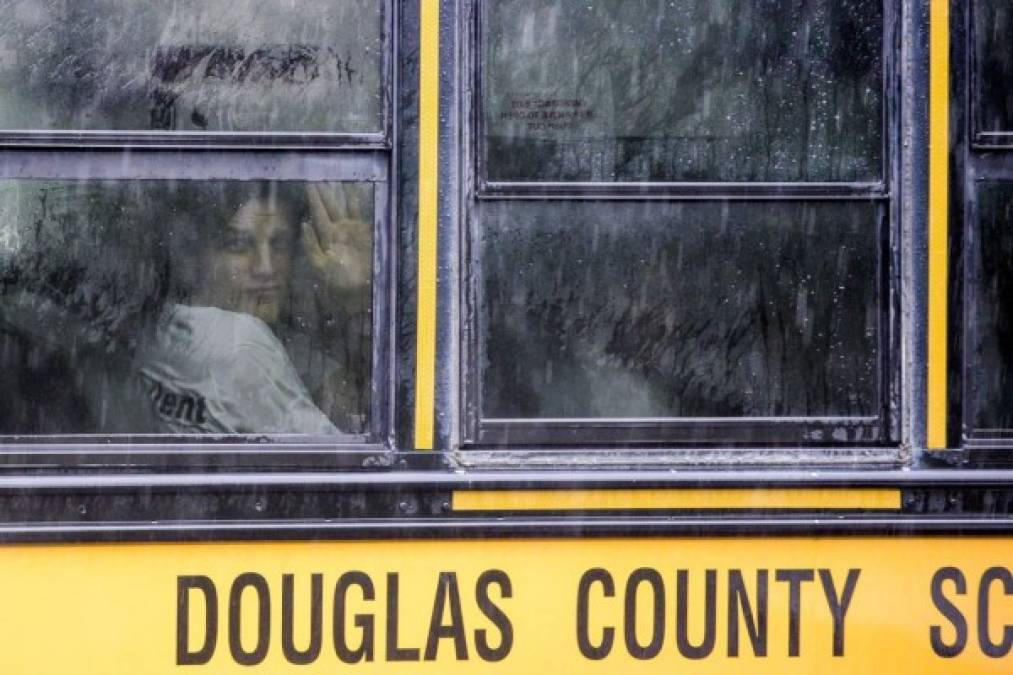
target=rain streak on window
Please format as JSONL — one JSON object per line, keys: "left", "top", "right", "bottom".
{"left": 479, "top": 201, "right": 881, "bottom": 420}
{"left": 482, "top": 0, "right": 883, "bottom": 182}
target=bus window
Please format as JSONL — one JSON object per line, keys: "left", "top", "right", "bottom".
{"left": 480, "top": 0, "right": 883, "bottom": 183}
{"left": 967, "top": 183, "right": 1013, "bottom": 441}
{"left": 0, "top": 179, "right": 374, "bottom": 438}
{"left": 479, "top": 201, "right": 881, "bottom": 421}
{"left": 0, "top": 0, "right": 383, "bottom": 134}
{"left": 962, "top": 3, "right": 1013, "bottom": 450}
{"left": 0, "top": 0, "right": 396, "bottom": 455}
{"left": 465, "top": 0, "right": 893, "bottom": 448}
{"left": 974, "top": 0, "right": 1013, "bottom": 143}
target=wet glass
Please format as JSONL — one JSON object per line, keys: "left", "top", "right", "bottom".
{"left": 0, "top": 180, "right": 373, "bottom": 436}
{"left": 478, "top": 201, "right": 881, "bottom": 419}
{"left": 969, "top": 183, "right": 1013, "bottom": 432}
{"left": 0, "top": 1, "right": 383, "bottom": 133}
{"left": 481, "top": 0, "right": 883, "bottom": 183}
{"left": 976, "top": 1, "right": 1013, "bottom": 138}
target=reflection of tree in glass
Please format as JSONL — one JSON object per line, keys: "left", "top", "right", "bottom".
{"left": 480, "top": 202, "right": 879, "bottom": 419}
{"left": 0, "top": 181, "right": 168, "bottom": 432}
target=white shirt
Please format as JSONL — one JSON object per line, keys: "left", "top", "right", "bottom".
{"left": 135, "top": 305, "right": 340, "bottom": 435}
{"left": 1, "top": 292, "right": 342, "bottom": 435}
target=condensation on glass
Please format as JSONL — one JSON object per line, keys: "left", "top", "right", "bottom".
{"left": 481, "top": 0, "right": 883, "bottom": 182}
{"left": 0, "top": 180, "right": 373, "bottom": 436}
{"left": 0, "top": 1, "right": 383, "bottom": 133}
{"left": 968, "top": 183, "right": 1013, "bottom": 434}
{"left": 478, "top": 201, "right": 882, "bottom": 420}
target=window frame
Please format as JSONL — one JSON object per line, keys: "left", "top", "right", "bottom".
{"left": 0, "top": 0, "right": 407, "bottom": 469}
{"left": 472, "top": 0, "right": 894, "bottom": 198}
{"left": 969, "top": 0, "right": 1013, "bottom": 149}
{"left": 0, "top": 151, "right": 397, "bottom": 466}
{"left": 960, "top": 176, "right": 1013, "bottom": 449}
{"left": 957, "top": 0, "right": 1013, "bottom": 452}
{"left": 459, "top": 0, "right": 902, "bottom": 452}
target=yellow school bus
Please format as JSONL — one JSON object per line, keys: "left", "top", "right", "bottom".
{"left": 0, "top": 1, "right": 1010, "bottom": 672}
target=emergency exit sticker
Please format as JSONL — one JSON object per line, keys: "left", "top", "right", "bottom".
{"left": 0, "top": 538, "right": 1010, "bottom": 673}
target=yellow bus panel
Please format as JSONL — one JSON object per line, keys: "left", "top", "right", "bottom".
{"left": 0, "top": 537, "right": 1011, "bottom": 673}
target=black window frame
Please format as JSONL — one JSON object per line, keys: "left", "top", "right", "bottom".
{"left": 460, "top": 0, "right": 902, "bottom": 452}
{"left": 957, "top": 0, "right": 1013, "bottom": 452}
{"left": 0, "top": 0, "right": 407, "bottom": 471}
{"left": 969, "top": 0, "right": 1013, "bottom": 149}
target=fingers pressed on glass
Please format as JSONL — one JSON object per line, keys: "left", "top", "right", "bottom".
{"left": 320, "top": 183, "right": 349, "bottom": 222}
{"left": 301, "top": 222, "right": 327, "bottom": 268}
{"left": 305, "top": 185, "right": 333, "bottom": 251}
